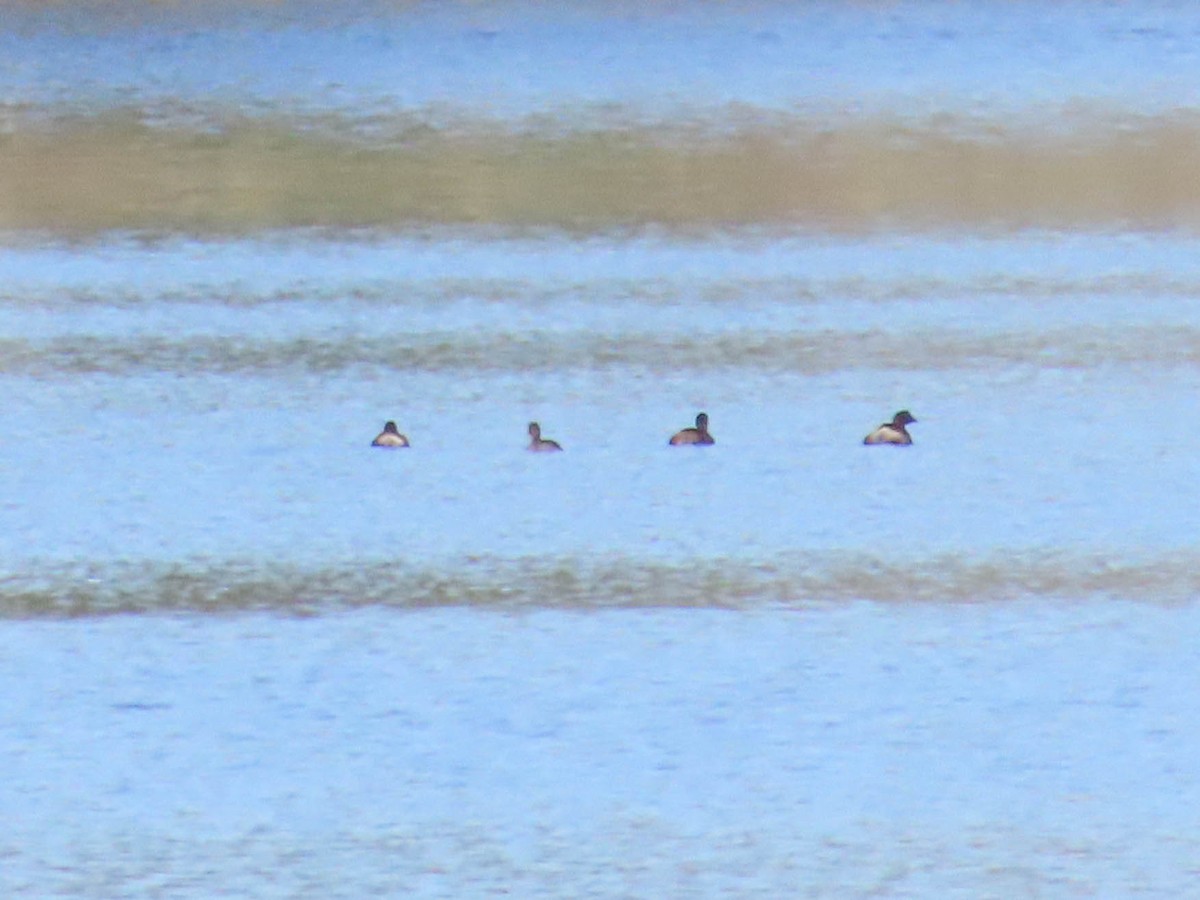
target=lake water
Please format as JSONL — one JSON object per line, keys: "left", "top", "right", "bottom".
{"left": 2, "top": 1, "right": 1200, "bottom": 895}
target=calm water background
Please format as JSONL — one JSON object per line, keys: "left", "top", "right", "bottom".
{"left": 2, "top": 1, "right": 1200, "bottom": 895}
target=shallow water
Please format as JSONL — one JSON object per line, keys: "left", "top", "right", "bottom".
{"left": 3, "top": 232, "right": 1199, "bottom": 611}
{"left": 3, "top": 1, "right": 1200, "bottom": 895}
{"left": 4, "top": 606, "right": 1200, "bottom": 896}
{"left": 5, "top": 1, "right": 1200, "bottom": 232}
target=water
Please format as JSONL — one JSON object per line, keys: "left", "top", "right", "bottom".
{"left": 3, "top": 1, "right": 1200, "bottom": 895}
{"left": 5, "top": 605, "right": 1200, "bottom": 896}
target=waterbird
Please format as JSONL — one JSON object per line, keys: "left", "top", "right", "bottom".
{"left": 371, "top": 421, "right": 410, "bottom": 448}
{"left": 527, "top": 422, "right": 563, "bottom": 452}
{"left": 863, "top": 410, "right": 916, "bottom": 445}
{"left": 669, "top": 412, "right": 715, "bottom": 446}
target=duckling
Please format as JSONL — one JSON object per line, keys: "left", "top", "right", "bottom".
{"left": 669, "top": 412, "right": 715, "bottom": 446}
{"left": 863, "top": 410, "right": 916, "bottom": 445}
{"left": 527, "top": 421, "right": 563, "bottom": 452}
{"left": 371, "top": 421, "right": 410, "bottom": 448}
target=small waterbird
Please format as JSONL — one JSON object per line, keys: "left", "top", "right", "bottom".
{"left": 371, "top": 421, "right": 410, "bottom": 448}
{"left": 669, "top": 412, "right": 715, "bottom": 446}
{"left": 527, "top": 422, "right": 563, "bottom": 452}
{"left": 863, "top": 410, "right": 917, "bottom": 445}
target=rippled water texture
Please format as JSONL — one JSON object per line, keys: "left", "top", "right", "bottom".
{"left": 4, "top": 1, "right": 1200, "bottom": 233}
{"left": 3, "top": 233, "right": 1198, "bottom": 609}
{"left": 3, "top": 1, "right": 1200, "bottom": 895}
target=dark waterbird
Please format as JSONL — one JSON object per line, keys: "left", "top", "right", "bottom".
{"left": 371, "top": 421, "right": 410, "bottom": 448}
{"left": 669, "top": 412, "right": 715, "bottom": 446}
{"left": 863, "top": 410, "right": 916, "bottom": 446}
{"left": 527, "top": 422, "right": 563, "bottom": 452}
